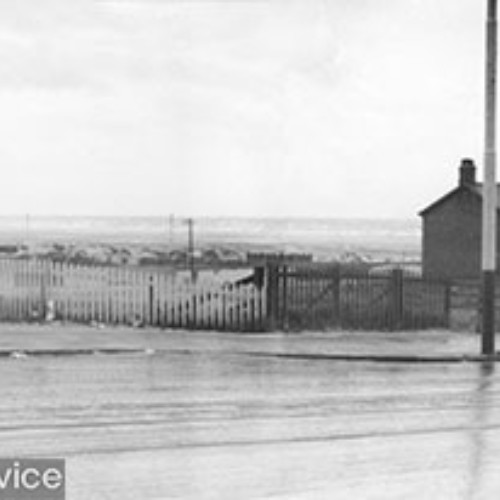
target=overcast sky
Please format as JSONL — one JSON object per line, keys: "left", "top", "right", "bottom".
{"left": 0, "top": 0, "right": 486, "bottom": 218}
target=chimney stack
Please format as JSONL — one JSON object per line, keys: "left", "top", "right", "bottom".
{"left": 459, "top": 158, "right": 476, "bottom": 186}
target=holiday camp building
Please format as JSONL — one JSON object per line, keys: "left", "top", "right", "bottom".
{"left": 419, "top": 158, "right": 500, "bottom": 280}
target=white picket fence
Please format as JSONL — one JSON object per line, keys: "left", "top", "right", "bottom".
{"left": 0, "top": 259, "right": 267, "bottom": 331}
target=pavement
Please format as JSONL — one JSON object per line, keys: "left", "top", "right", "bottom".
{"left": 0, "top": 321, "right": 496, "bottom": 362}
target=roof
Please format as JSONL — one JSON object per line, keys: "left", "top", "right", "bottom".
{"left": 468, "top": 183, "right": 500, "bottom": 202}
{"left": 419, "top": 183, "right": 500, "bottom": 216}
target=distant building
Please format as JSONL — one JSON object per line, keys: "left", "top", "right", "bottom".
{"left": 419, "top": 158, "right": 500, "bottom": 280}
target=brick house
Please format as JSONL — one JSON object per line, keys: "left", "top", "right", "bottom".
{"left": 419, "top": 158, "right": 500, "bottom": 280}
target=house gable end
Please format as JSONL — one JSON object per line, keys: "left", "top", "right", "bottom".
{"left": 419, "top": 186, "right": 482, "bottom": 217}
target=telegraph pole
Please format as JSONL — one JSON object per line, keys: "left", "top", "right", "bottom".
{"left": 482, "top": 0, "right": 498, "bottom": 355}
{"left": 186, "top": 218, "right": 195, "bottom": 281}
{"left": 169, "top": 214, "right": 174, "bottom": 248}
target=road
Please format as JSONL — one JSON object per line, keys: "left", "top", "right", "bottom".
{"left": 0, "top": 329, "right": 499, "bottom": 499}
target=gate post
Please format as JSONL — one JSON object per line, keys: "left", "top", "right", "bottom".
{"left": 282, "top": 265, "right": 289, "bottom": 331}
{"left": 266, "top": 264, "right": 279, "bottom": 331}
{"left": 390, "top": 269, "right": 404, "bottom": 330}
{"left": 331, "top": 265, "right": 341, "bottom": 326}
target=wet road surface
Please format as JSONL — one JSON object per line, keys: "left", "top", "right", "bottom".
{"left": 0, "top": 340, "right": 500, "bottom": 499}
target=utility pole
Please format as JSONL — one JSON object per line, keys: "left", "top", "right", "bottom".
{"left": 482, "top": 0, "right": 498, "bottom": 355}
{"left": 186, "top": 218, "right": 195, "bottom": 281}
{"left": 169, "top": 214, "right": 174, "bottom": 248}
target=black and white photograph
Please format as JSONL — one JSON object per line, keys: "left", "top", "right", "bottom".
{"left": 0, "top": 1, "right": 498, "bottom": 499}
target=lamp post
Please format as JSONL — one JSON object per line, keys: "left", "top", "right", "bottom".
{"left": 482, "top": 0, "right": 497, "bottom": 355}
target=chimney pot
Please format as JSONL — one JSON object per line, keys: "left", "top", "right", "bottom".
{"left": 459, "top": 158, "right": 476, "bottom": 186}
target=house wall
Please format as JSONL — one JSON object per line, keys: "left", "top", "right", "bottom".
{"left": 422, "top": 189, "right": 485, "bottom": 280}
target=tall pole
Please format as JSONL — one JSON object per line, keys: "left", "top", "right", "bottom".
{"left": 186, "top": 218, "right": 195, "bottom": 281}
{"left": 482, "top": 0, "right": 497, "bottom": 355}
{"left": 169, "top": 214, "right": 174, "bottom": 248}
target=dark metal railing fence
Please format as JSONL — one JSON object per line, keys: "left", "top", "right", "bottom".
{"left": 265, "top": 264, "right": 450, "bottom": 331}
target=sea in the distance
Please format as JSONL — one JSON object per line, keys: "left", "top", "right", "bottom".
{"left": 0, "top": 215, "right": 421, "bottom": 263}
